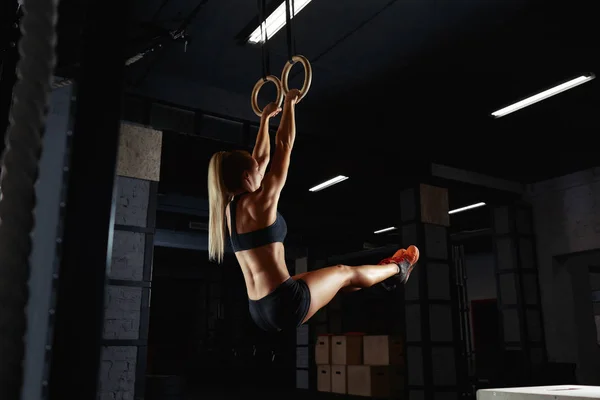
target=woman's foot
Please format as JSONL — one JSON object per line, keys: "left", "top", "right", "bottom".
{"left": 378, "top": 245, "right": 420, "bottom": 291}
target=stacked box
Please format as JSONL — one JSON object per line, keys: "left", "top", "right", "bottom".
{"left": 316, "top": 334, "right": 406, "bottom": 397}
{"left": 348, "top": 335, "right": 406, "bottom": 398}
{"left": 316, "top": 333, "right": 363, "bottom": 393}
{"left": 347, "top": 365, "right": 404, "bottom": 398}
{"left": 315, "top": 335, "right": 332, "bottom": 365}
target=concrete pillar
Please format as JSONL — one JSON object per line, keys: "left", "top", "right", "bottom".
{"left": 592, "top": 268, "right": 600, "bottom": 348}
{"left": 526, "top": 168, "right": 600, "bottom": 365}
{"left": 97, "top": 122, "right": 162, "bottom": 400}
{"left": 491, "top": 202, "right": 545, "bottom": 383}
{"left": 400, "top": 184, "right": 462, "bottom": 400}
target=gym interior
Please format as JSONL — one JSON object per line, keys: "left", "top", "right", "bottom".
{"left": 0, "top": 1, "right": 599, "bottom": 400}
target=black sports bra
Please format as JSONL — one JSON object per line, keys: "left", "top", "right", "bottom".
{"left": 229, "top": 195, "right": 287, "bottom": 252}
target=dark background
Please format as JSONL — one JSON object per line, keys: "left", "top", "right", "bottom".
{"left": 1, "top": 0, "right": 597, "bottom": 398}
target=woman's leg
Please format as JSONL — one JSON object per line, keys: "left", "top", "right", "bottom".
{"left": 293, "top": 263, "right": 400, "bottom": 323}
{"left": 293, "top": 272, "right": 362, "bottom": 295}
{"left": 294, "top": 245, "right": 419, "bottom": 323}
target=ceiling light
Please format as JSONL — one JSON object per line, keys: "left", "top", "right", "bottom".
{"left": 308, "top": 175, "right": 348, "bottom": 192}
{"left": 449, "top": 202, "right": 486, "bottom": 215}
{"left": 248, "top": 0, "right": 312, "bottom": 44}
{"left": 374, "top": 227, "right": 396, "bottom": 234}
{"left": 491, "top": 74, "right": 595, "bottom": 118}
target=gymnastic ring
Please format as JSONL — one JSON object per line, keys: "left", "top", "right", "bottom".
{"left": 251, "top": 75, "right": 284, "bottom": 117}
{"left": 281, "top": 54, "right": 312, "bottom": 104}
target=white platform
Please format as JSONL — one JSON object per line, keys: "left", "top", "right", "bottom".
{"left": 478, "top": 386, "right": 600, "bottom": 400}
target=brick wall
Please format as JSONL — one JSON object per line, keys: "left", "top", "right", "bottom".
{"left": 527, "top": 167, "right": 600, "bottom": 363}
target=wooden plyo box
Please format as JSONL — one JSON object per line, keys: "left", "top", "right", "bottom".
{"left": 363, "top": 335, "right": 404, "bottom": 365}
{"left": 316, "top": 365, "right": 331, "bottom": 392}
{"left": 315, "top": 335, "right": 331, "bottom": 365}
{"left": 331, "top": 335, "right": 363, "bottom": 365}
{"left": 331, "top": 365, "right": 347, "bottom": 394}
{"left": 347, "top": 365, "right": 404, "bottom": 398}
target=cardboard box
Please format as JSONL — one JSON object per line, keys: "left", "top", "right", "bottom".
{"left": 315, "top": 335, "right": 331, "bottom": 365}
{"left": 317, "top": 365, "right": 331, "bottom": 392}
{"left": 331, "top": 365, "right": 347, "bottom": 394}
{"left": 332, "top": 335, "right": 362, "bottom": 365}
{"left": 363, "top": 335, "right": 404, "bottom": 365}
{"left": 347, "top": 365, "right": 404, "bottom": 397}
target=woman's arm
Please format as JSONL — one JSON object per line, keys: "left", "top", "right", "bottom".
{"left": 253, "top": 102, "right": 281, "bottom": 176}
{"left": 263, "top": 89, "right": 300, "bottom": 197}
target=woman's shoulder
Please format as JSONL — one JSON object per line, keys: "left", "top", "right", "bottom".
{"left": 244, "top": 188, "right": 277, "bottom": 211}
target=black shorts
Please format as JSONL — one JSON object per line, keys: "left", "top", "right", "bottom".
{"left": 248, "top": 277, "right": 311, "bottom": 332}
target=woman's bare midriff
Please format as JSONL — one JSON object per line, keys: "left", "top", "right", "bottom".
{"left": 234, "top": 242, "right": 291, "bottom": 300}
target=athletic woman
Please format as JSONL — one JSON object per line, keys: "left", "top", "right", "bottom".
{"left": 207, "top": 88, "right": 419, "bottom": 332}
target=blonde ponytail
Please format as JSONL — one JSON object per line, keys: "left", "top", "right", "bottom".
{"left": 208, "top": 152, "right": 229, "bottom": 263}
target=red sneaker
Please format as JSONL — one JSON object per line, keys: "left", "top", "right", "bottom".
{"left": 378, "top": 245, "right": 420, "bottom": 289}
{"left": 399, "top": 245, "right": 419, "bottom": 283}
{"left": 378, "top": 248, "right": 406, "bottom": 266}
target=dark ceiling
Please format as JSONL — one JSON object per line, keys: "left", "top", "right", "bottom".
{"left": 119, "top": 0, "right": 599, "bottom": 141}
{"left": 124, "top": 0, "right": 598, "bottom": 247}
{"left": 3, "top": 0, "right": 600, "bottom": 253}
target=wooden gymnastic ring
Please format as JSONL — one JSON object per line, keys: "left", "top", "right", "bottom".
{"left": 281, "top": 55, "right": 312, "bottom": 104}
{"left": 251, "top": 75, "right": 284, "bottom": 117}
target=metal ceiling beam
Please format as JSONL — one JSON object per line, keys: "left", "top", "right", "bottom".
{"left": 121, "top": 91, "right": 327, "bottom": 148}
{"left": 158, "top": 192, "right": 208, "bottom": 217}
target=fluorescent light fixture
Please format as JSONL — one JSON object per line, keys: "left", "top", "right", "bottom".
{"left": 374, "top": 226, "right": 397, "bottom": 234}
{"left": 248, "top": 0, "right": 312, "bottom": 44}
{"left": 491, "top": 74, "right": 595, "bottom": 118}
{"left": 308, "top": 175, "right": 348, "bottom": 192}
{"left": 448, "top": 202, "right": 486, "bottom": 215}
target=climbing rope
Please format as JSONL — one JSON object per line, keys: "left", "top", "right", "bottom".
{"left": 0, "top": 0, "right": 59, "bottom": 398}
